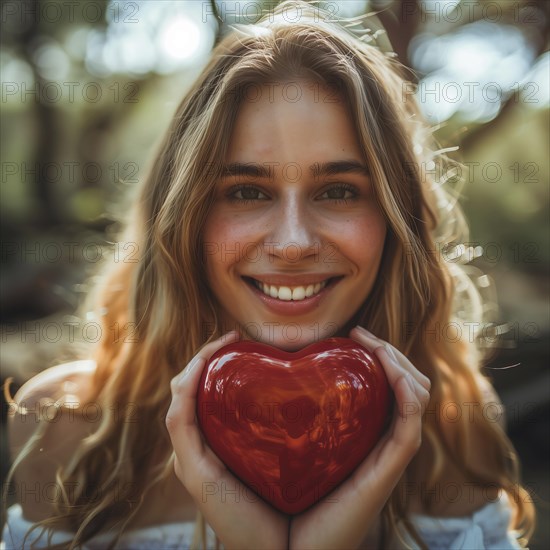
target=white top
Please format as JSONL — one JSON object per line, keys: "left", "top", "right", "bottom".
{"left": 392, "top": 492, "right": 522, "bottom": 549}
{"left": 2, "top": 493, "right": 522, "bottom": 549}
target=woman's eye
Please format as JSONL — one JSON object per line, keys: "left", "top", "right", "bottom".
{"left": 227, "top": 185, "right": 268, "bottom": 202}
{"left": 319, "top": 184, "right": 358, "bottom": 202}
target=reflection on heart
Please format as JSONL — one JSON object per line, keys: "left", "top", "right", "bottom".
{"left": 197, "top": 337, "right": 391, "bottom": 514}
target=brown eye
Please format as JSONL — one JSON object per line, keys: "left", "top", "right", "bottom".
{"left": 238, "top": 187, "right": 262, "bottom": 200}
{"left": 319, "top": 184, "right": 358, "bottom": 202}
{"left": 227, "top": 185, "right": 268, "bottom": 203}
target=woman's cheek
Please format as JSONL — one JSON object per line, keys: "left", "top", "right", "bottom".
{"left": 204, "top": 214, "right": 261, "bottom": 271}
{"left": 326, "top": 215, "right": 386, "bottom": 261}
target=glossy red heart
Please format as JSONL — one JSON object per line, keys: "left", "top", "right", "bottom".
{"left": 197, "top": 337, "right": 391, "bottom": 514}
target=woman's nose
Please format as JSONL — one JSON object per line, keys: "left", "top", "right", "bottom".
{"left": 266, "top": 194, "right": 318, "bottom": 262}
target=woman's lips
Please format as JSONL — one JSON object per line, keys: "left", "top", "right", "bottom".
{"left": 242, "top": 276, "right": 343, "bottom": 315}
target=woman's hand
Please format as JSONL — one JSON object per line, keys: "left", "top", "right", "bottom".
{"left": 165, "top": 331, "right": 289, "bottom": 550}
{"left": 289, "top": 325, "right": 431, "bottom": 550}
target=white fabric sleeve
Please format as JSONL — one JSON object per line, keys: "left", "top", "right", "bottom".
{"left": 393, "top": 492, "right": 523, "bottom": 550}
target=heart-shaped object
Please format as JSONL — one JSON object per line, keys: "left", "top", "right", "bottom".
{"left": 197, "top": 337, "right": 391, "bottom": 514}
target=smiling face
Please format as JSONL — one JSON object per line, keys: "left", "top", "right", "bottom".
{"left": 203, "top": 80, "right": 387, "bottom": 350}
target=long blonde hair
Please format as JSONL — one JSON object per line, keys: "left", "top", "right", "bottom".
{"left": 3, "top": 1, "right": 535, "bottom": 548}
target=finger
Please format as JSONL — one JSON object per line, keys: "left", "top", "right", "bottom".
{"left": 168, "top": 356, "right": 207, "bottom": 426}
{"left": 350, "top": 326, "right": 431, "bottom": 391}
{"left": 166, "top": 331, "right": 239, "bottom": 453}
{"left": 349, "top": 326, "right": 398, "bottom": 365}
{"left": 348, "top": 374, "right": 424, "bottom": 503}
{"left": 365, "top": 344, "right": 408, "bottom": 389}
{"left": 348, "top": 331, "right": 412, "bottom": 397}
{"left": 350, "top": 326, "right": 419, "bottom": 377}
{"left": 377, "top": 348, "right": 430, "bottom": 416}
{"left": 412, "top": 377, "right": 431, "bottom": 416}
{"left": 168, "top": 330, "right": 240, "bottom": 426}
{"left": 377, "top": 375, "right": 424, "bottom": 466}
{"left": 385, "top": 374, "right": 423, "bottom": 452}
{"left": 365, "top": 345, "right": 429, "bottom": 451}
{"left": 167, "top": 382, "right": 227, "bottom": 492}
{"left": 359, "top": 326, "right": 431, "bottom": 391}
{"left": 166, "top": 357, "right": 204, "bottom": 452}
{"left": 170, "top": 331, "right": 240, "bottom": 394}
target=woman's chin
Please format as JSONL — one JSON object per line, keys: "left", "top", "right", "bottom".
{"left": 238, "top": 324, "right": 342, "bottom": 351}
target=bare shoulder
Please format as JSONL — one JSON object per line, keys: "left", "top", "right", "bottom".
{"left": 8, "top": 360, "right": 97, "bottom": 453}
{"left": 10, "top": 360, "right": 96, "bottom": 404}
{"left": 7, "top": 360, "right": 97, "bottom": 522}
{"left": 7, "top": 360, "right": 198, "bottom": 528}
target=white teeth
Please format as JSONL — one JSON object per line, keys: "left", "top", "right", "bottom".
{"left": 292, "top": 287, "right": 306, "bottom": 300}
{"left": 252, "top": 279, "right": 330, "bottom": 301}
{"left": 278, "top": 286, "right": 292, "bottom": 301}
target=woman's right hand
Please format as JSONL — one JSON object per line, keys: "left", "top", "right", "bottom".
{"left": 165, "top": 331, "right": 289, "bottom": 550}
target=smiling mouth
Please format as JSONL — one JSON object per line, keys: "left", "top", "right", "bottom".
{"left": 242, "top": 276, "right": 343, "bottom": 302}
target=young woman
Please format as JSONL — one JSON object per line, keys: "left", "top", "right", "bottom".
{"left": 2, "top": 1, "right": 535, "bottom": 548}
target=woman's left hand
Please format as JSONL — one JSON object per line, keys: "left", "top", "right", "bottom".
{"left": 289, "top": 326, "right": 431, "bottom": 549}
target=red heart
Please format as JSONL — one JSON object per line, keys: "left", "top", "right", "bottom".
{"left": 197, "top": 337, "right": 391, "bottom": 514}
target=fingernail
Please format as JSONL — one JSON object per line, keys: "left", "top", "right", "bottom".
{"left": 406, "top": 373, "right": 416, "bottom": 392}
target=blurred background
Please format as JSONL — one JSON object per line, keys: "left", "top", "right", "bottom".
{"left": 1, "top": 0, "right": 548, "bottom": 545}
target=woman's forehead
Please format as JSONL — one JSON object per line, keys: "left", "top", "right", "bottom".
{"left": 226, "top": 80, "right": 363, "bottom": 164}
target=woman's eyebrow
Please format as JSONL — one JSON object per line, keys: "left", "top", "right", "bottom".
{"left": 310, "top": 160, "right": 370, "bottom": 178}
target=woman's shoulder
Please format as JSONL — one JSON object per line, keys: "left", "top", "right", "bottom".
{"left": 7, "top": 360, "right": 98, "bottom": 522}
{"left": 10, "top": 360, "right": 96, "bottom": 404}
{"left": 8, "top": 359, "right": 98, "bottom": 448}
{"left": 7, "top": 361, "right": 198, "bottom": 528}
